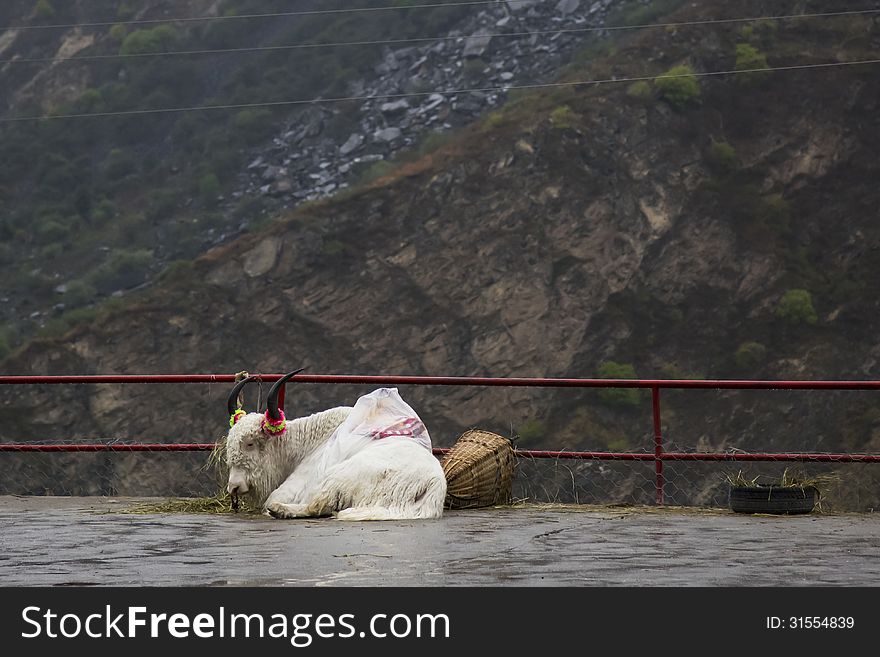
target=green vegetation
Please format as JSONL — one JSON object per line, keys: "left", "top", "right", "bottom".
{"left": 484, "top": 111, "right": 505, "bottom": 128}
{"left": 607, "top": 0, "right": 687, "bottom": 28}
{"left": 626, "top": 80, "right": 652, "bottom": 102}
{"left": 735, "top": 342, "right": 767, "bottom": 369}
{"left": 358, "top": 160, "right": 396, "bottom": 185}
{"left": 702, "top": 176, "right": 792, "bottom": 245}
{"left": 734, "top": 43, "right": 770, "bottom": 85}
{"left": 34, "top": 0, "right": 55, "bottom": 20}
{"left": 37, "top": 308, "right": 99, "bottom": 339}
{"left": 120, "top": 26, "right": 180, "bottom": 56}
{"left": 89, "top": 249, "right": 154, "bottom": 294}
{"left": 418, "top": 130, "right": 453, "bottom": 156}
{"left": 549, "top": 105, "right": 577, "bottom": 129}
{"left": 198, "top": 173, "right": 221, "bottom": 205}
{"left": 775, "top": 289, "right": 818, "bottom": 326}
{"left": 517, "top": 418, "right": 547, "bottom": 443}
{"left": 596, "top": 361, "right": 641, "bottom": 408}
{"left": 321, "top": 239, "right": 351, "bottom": 256}
{"left": 0, "top": 0, "right": 481, "bottom": 344}
{"left": 157, "top": 259, "right": 194, "bottom": 283}
{"left": 109, "top": 24, "right": 127, "bottom": 42}
{"left": 707, "top": 140, "right": 737, "bottom": 173}
{"left": 230, "top": 109, "right": 275, "bottom": 142}
{"left": 654, "top": 65, "right": 700, "bottom": 108}
{"left": 657, "top": 361, "right": 698, "bottom": 380}
{"left": 606, "top": 436, "right": 631, "bottom": 452}
{"left": 756, "top": 194, "right": 791, "bottom": 234}
{"left": 739, "top": 19, "right": 778, "bottom": 44}
{"left": 63, "top": 280, "right": 97, "bottom": 307}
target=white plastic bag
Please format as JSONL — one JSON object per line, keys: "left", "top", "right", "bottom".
{"left": 319, "top": 388, "right": 432, "bottom": 469}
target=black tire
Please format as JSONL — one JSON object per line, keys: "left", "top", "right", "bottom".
{"left": 729, "top": 485, "right": 818, "bottom": 514}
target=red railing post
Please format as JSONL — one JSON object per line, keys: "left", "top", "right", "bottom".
{"left": 277, "top": 383, "right": 286, "bottom": 413}
{"left": 652, "top": 386, "right": 664, "bottom": 505}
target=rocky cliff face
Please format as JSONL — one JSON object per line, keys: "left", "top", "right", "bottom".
{"left": 0, "top": 0, "right": 629, "bottom": 344}
{"left": 2, "top": 1, "right": 880, "bottom": 508}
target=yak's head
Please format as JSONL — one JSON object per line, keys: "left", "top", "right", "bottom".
{"left": 223, "top": 369, "right": 303, "bottom": 508}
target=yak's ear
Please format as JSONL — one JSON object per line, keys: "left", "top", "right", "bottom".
{"left": 229, "top": 409, "right": 247, "bottom": 428}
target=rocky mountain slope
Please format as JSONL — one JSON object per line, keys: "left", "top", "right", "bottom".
{"left": 2, "top": 0, "right": 880, "bottom": 508}
{"left": 0, "top": 0, "right": 634, "bottom": 352}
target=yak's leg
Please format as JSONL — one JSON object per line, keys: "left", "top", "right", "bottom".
{"left": 264, "top": 472, "right": 314, "bottom": 518}
{"left": 264, "top": 501, "right": 311, "bottom": 519}
{"left": 266, "top": 473, "right": 338, "bottom": 518}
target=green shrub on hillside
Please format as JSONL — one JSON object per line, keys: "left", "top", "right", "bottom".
{"left": 596, "top": 361, "right": 641, "bottom": 408}
{"left": 120, "top": 26, "right": 179, "bottom": 55}
{"left": 735, "top": 342, "right": 767, "bottom": 369}
{"left": 230, "top": 109, "right": 275, "bottom": 141}
{"left": 655, "top": 65, "right": 700, "bottom": 108}
{"left": 38, "top": 308, "right": 99, "bottom": 339}
{"left": 775, "top": 289, "right": 818, "bottom": 326}
{"left": 739, "top": 19, "right": 778, "bottom": 43}
{"left": 606, "top": 436, "right": 631, "bottom": 452}
{"left": 35, "top": 218, "right": 71, "bottom": 243}
{"left": 63, "top": 280, "right": 97, "bottom": 307}
{"left": 35, "top": 0, "right": 55, "bottom": 19}
{"left": 549, "top": 105, "right": 576, "bottom": 129}
{"left": 708, "top": 140, "right": 737, "bottom": 173}
{"left": 104, "top": 149, "right": 136, "bottom": 181}
{"left": 198, "top": 173, "right": 220, "bottom": 205}
{"left": 90, "top": 249, "right": 153, "bottom": 293}
{"left": 91, "top": 198, "right": 118, "bottom": 225}
{"left": 626, "top": 80, "right": 652, "bottom": 102}
{"left": 735, "top": 43, "right": 770, "bottom": 85}
{"left": 358, "top": 160, "right": 395, "bottom": 184}
{"left": 109, "top": 24, "right": 127, "bottom": 41}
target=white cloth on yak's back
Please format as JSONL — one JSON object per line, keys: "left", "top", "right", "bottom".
{"left": 318, "top": 387, "right": 432, "bottom": 470}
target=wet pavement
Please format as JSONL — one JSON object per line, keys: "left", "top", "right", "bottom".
{"left": 0, "top": 497, "right": 878, "bottom": 586}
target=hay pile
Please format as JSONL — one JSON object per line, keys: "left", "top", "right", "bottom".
{"left": 441, "top": 429, "right": 516, "bottom": 509}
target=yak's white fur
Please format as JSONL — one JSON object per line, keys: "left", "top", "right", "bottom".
{"left": 225, "top": 406, "right": 446, "bottom": 521}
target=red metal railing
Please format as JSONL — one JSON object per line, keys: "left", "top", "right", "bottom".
{"left": 2, "top": 373, "right": 880, "bottom": 504}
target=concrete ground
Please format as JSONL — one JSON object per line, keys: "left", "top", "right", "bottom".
{"left": 0, "top": 496, "right": 878, "bottom": 586}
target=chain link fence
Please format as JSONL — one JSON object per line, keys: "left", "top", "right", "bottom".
{"left": 3, "top": 443, "right": 879, "bottom": 512}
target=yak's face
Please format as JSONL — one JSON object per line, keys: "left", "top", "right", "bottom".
{"left": 223, "top": 368, "right": 305, "bottom": 506}
{"left": 225, "top": 413, "right": 276, "bottom": 499}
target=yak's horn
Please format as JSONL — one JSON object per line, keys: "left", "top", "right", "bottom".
{"left": 226, "top": 376, "right": 260, "bottom": 417}
{"left": 266, "top": 368, "right": 306, "bottom": 421}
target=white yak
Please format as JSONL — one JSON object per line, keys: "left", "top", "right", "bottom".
{"left": 223, "top": 370, "right": 446, "bottom": 521}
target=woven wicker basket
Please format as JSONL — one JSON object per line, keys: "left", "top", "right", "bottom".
{"left": 441, "top": 429, "right": 516, "bottom": 509}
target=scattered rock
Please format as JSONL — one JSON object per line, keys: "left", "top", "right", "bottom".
{"left": 380, "top": 99, "right": 410, "bottom": 115}
{"left": 556, "top": 0, "right": 581, "bottom": 15}
{"left": 374, "top": 127, "right": 403, "bottom": 142}
{"left": 340, "top": 133, "right": 364, "bottom": 155}
{"left": 507, "top": 0, "right": 541, "bottom": 12}
{"left": 515, "top": 139, "right": 535, "bottom": 155}
{"left": 463, "top": 32, "right": 493, "bottom": 58}
{"left": 243, "top": 237, "right": 281, "bottom": 278}
{"left": 226, "top": 0, "right": 619, "bottom": 222}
